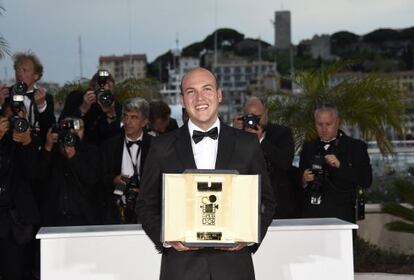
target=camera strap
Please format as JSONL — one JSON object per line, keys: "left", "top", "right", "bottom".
{"left": 125, "top": 139, "right": 142, "bottom": 177}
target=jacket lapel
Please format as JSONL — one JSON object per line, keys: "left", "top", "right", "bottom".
{"left": 174, "top": 125, "right": 197, "bottom": 170}
{"left": 215, "top": 123, "right": 234, "bottom": 169}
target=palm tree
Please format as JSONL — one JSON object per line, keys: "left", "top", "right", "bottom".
{"left": 0, "top": 6, "right": 11, "bottom": 59}
{"left": 267, "top": 62, "right": 405, "bottom": 154}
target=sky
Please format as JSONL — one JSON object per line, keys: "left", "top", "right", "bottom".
{"left": 0, "top": 0, "right": 413, "bottom": 85}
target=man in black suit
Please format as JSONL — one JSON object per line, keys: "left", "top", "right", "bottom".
{"left": 0, "top": 52, "right": 55, "bottom": 143}
{"left": 37, "top": 117, "right": 100, "bottom": 226}
{"left": 136, "top": 68, "right": 275, "bottom": 280}
{"left": 100, "top": 97, "right": 152, "bottom": 224}
{"left": 299, "top": 103, "right": 372, "bottom": 223}
{"left": 233, "top": 96, "right": 296, "bottom": 218}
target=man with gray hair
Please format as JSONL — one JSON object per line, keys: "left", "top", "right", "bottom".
{"left": 100, "top": 97, "right": 153, "bottom": 224}
{"left": 299, "top": 103, "right": 372, "bottom": 223}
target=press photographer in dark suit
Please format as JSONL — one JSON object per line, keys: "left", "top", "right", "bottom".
{"left": 299, "top": 103, "right": 372, "bottom": 223}
{"left": 0, "top": 52, "right": 55, "bottom": 143}
{"left": 136, "top": 68, "right": 275, "bottom": 280}
{"left": 233, "top": 96, "right": 296, "bottom": 218}
{"left": 60, "top": 70, "right": 122, "bottom": 145}
{"left": 0, "top": 106, "right": 40, "bottom": 280}
{"left": 100, "top": 97, "right": 152, "bottom": 224}
{"left": 36, "top": 117, "right": 100, "bottom": 226}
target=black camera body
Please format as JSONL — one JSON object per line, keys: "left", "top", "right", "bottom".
{"left": 240, "top": 114, "right": 260, "bottom": 130}
{"left": 94, "top": 69, "right": 114, "bottom": 107}
{"left": 113, "top": 174, "right": 140, "bottom": 211}
{"left": 52, "top": 120, "right": 81, "bottom": 147}
{"left": 8, "top": 82, "right": 30, "bottom": 133}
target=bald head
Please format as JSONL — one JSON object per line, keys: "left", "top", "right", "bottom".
{"left": 180, "top": 67, "right": 219, "bottom": 94}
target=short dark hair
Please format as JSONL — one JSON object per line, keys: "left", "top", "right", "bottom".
{"left": 149, "top": 100, "right": 171, "bottom": 121}
{"left": 13, "top": 51, "right": 44, "bottom": 80}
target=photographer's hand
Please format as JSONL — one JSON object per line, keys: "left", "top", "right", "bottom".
{"left": 232, "top": 114, "right": 244, "bottom": 129}
{"left": 113, "top": 175, "right": 127, "bottom": 186}
{"left": 80, "top": 90, "right": 96, "bottom": 115}
{"left": 0, "top": 117, "right": 9, "bottom": 140}
{"left": 325, "top": 154, "right": 340, "bottom": 168}
{"left": 0, "top": 85, "right": 9, "bottom": 106}
{"left": 44, "top": 128, "right": 58, "bottom": 152}
{"left": 245, "top": 124, "right": 265, "bottom": 141}
{"left": 13, "top": 130, "right": 32, "bottom": 146}
{"left": 34, "top": 86, "right": 47, "bottom": 110}
{"left": 303, "top": 169, "right": 315, "bottom": 184}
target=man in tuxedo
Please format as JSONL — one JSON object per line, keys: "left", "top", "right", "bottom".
{"left": 299, "top": 103, "right": 372, "bottom": 223}
{"left": 233, "top": 96, "right": 297, "bottom": 218}
{"left": 100, "top": 97, "right": 152, "bottom": 224}
{"left": 136, "top": 68, "right": 275, "bottom": 280}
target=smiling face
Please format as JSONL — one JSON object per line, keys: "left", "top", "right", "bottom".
{"left": 180, "top": 68, "right": 222, "bottom": 130}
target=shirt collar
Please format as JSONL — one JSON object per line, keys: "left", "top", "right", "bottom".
{"left": 125, "top": 131, "right": 143, "bottom": 142}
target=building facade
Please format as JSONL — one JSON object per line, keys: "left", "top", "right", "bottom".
{"left": 275, "top": 10, "right": 291, "bottom": 50}
{"left": 99, "top": 54, "right": 147, "bottom": 83}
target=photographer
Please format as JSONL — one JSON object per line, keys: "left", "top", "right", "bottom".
{"left": 299, "top": 103, "right": 372, "bottom": 223}
{"left": 36, "top": 117, "right": 100, "bottom": 226}
{"left": 0, "top": 52, "right": 55, "bottom": 143}
{"left": 100, "top": 97, "right": 152, "bottom": 224}
{"left": 60, "top": 70, "right": 122, "bottom": 145}
{"left": 148, "top": 100, "right": 179, "bottom": 135}
{"left": 233, "top": 96, "right": 296, "bottom": 218}
{"left": 0, "top": 106, "right": 40, "bottom": 280}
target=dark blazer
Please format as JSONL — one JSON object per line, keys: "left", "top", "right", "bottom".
{"left": 100, "top": 132, "right": 152, "bottom": 224}
{"left": 299, "top": 131, "right": 372, "bottom": 223}
{"left": 34, "top": 93, "right": 56, "bottom": 142}
{"left": 136, "top": 123, "right": 275, "bottom": 280}
{"left": 261, "top": 123, "right": 296, "bottom": 218}
{"left": 37, "top": 142, "right": 100, "bottom": 226}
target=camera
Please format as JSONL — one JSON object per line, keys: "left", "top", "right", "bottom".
{"left": 308, "top": 154, "right": 327, "bottom": 205}
{"left": 52, "top": 119, "right": 81, "bottom": 147}
{"left": 240, "top": 114, "right": 260, "bottom": 130}
{"left": 10, "top": 116, "right": 30, "bottom": 133}
{"left": 197, "top": 182, "right": 222, "bottom": 226}
{"left": 8, "top": 82, "right": 30, "bottom": 133}
{"left": 94, "top": 69, "right": 114, "bottom": 107}
{"left": 113, "top": 174, "right": 140, "bottom": 208}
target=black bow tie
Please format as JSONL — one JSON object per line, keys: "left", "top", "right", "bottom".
{"left": 192, "top": 127, "right": 218, "bottom": 144}
{"left": 126, "top": 140, "right": 142, "bottom": 148}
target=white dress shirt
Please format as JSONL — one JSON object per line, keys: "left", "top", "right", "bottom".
{"left": 121, "top": 132, "right": 143, "bottom": 178}
{"left": 188, "top": 118, "right": 220, "bottom": 170}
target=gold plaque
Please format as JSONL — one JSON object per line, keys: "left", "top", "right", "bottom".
{"left": 162, "top": 171, "right": 260, "bottom": 247}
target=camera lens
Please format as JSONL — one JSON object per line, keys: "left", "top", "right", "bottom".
{"left": 209, "top": 195, "right": 217, "bottom": 203}
{"left": 97, "top": 90, "right": 114, "bottom": 107}
{"left": 11, "top": 117, "right": 29, "bottom": 133}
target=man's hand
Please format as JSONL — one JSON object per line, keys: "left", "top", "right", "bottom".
{"left": 302, "top": 169, "right": 315, "bottom": 183}
{"left": 166, "top": 241, "right": 199, "bottom": 252}
{"left": 325, "top": 154, "right": 340, "bottom": 168}
{"left": 34, "top": 86, "right": 47, "bottom": 109}
{"left": 217, "top": 242, "right": 248, "bottom": 251}
{"left": 113, "top": 175, "right": 127, "bottom": 186}
{"left": 44, "top": 128, "right": 58, "bottom": 151}
{"left": 0, "top": 117, "right": 9, "bottom": 140}
{"left": 0, "top": 85, "right": 10, "bottom": 106}
{"left": 80, "top": 90, "right": 96, "bottom": 115}
{"left": 232, "top": 114, "right": 244, "bottom": 129}
{"left": 13, "top": 130, "right": 32, "bottom": 146}
{"left": 244, "top": 124, "right": 265, "bottom": 141}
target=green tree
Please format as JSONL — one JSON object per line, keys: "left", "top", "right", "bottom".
{"left": 267, "top": 62, "right": 405, "bottom": 154}
{"left": 0, "top": 6, "right": 11, "bottom": 59}
{"left": 114, "top": 77, "right": 161, "bottom": 103}
{"left": 382, "top": 179, "right": 414, "bottom": 234}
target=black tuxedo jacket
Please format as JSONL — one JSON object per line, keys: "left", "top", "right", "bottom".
{"left": 136, "top": 123, "right": 275, "bottom": 280}
{"left": 261, "top": 123, "right": 296, "bottom": 218}
{"left": 100, "top": 132, "right": 152, "bottom": 224}
{"left": 299, "top": 131, "right": 372, "bottom": 223}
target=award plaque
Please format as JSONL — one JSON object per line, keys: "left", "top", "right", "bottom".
{"left": 162, "top": 170, "right": 260, "bottom": 247}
